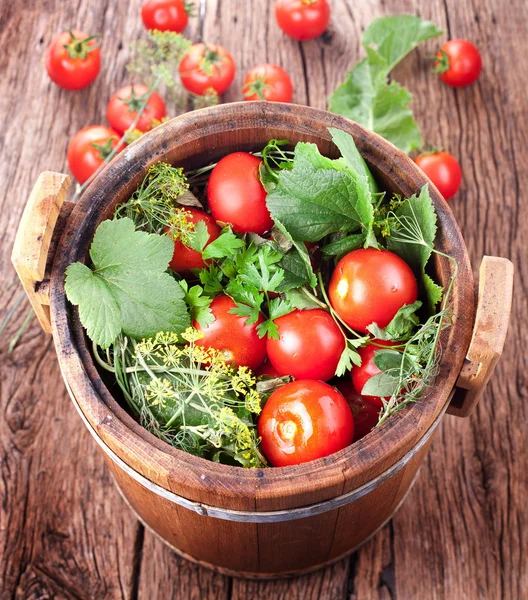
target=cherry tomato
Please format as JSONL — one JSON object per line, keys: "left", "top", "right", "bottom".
{"left": 258, "top": 380, "right": 354, "bottom": 466}
{"left": 275, "top": 0, "right": 330, "bottom": 41}
{"left": 351, "top": 341, "right": 400, "bottom": 408}
{"left": 434, "top": 39, "right": 482, "bottom": 87}
{"left": 335, "top": 379, "right": 380, "bottom": 441}
{"left": 141, "top": 0, "right": 190, "bottom": 33}
{"left": 255, "top": 360, "right": 281, "bottom": 378}
{"left": 67, "top": 126, "right": 121, "bottom": 184}
{"left": 414, "top": 152, "right": 462, "bottom": 201}
{"left": 243, "top": 64, "right": 293, "bottom": 102}
{"left": 329, "top": 249, "right": 418, "bottom": 333}
{"left": 193, "top": 295, "right": 267, "bottom": 371}
{"left": 266, "top": 309, "right": 345, "bottom": 381}
{"left": 46, "top": 30, "right": 101, "bottom": 90}
{"left": 164, "top": 208, "right": 221, "bottom": 274}
{"left": 207, "top": 152, "right": 273, "bottom": 235}
{"left": 179, "top": 43, "right": 235, "bottom": 96}
{"left": 106, "top": 85, "right": 166, "bottom": 135}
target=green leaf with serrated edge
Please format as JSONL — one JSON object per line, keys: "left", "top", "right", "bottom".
{"left": 198, "top": 264, "right": 224, "bottom": 294}
{"left": 321, "top": 233, "right": 365, "bottom": 259}
{"left": 201, "top": 228, "right": 245, "bottom": 260}
{"left": 268, "top": 297, "right": 294, "bottom": 321}
{"left": 284, "top": 287, "right": 322, "bottom": 311}
{"left": 257, "top": 319, "right": 279, "bottom": 340}
{"left": 335, "top": 343, "right": 362, "bottom": 377}
{"left": 273, "top": 219, "right": 317, "bottom": 288}
{"left": 229, "top": 302, "right": 262, "bottom": 326}
{"left": 361, "top": 372, "right": 400, "bottom": 397}
{"left": 423, "top": 273, "right": 444, "bottom": 312}
{"left": 362, "top": 15, "right": 443, "bottom": 73}
{"left": 367, "top": 301, "right": 422, "bottom": 341}
{"left": 329, "top": 127, "right": 378, "bottom": 196}
{"left": 276, "top": 249, "right": 311, "bottom": 292}
{"left": 266, "top": 143, "right": 375, "bottom": 243}
{"left": 179, "top": 281, "right": 214, "bottom": 328}
{"left": 188, "top": 220, "right": 210, "bottom": 252}
{"left": 65, "top": 218, "right": 190, "bottom": 348}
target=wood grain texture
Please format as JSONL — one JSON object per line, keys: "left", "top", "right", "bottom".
{"left": 0, "top": 0, "right": 526, "bottom": 599}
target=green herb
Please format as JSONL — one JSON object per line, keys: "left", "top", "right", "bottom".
{"left": 366, "top": 300, "right": 422, "bottom": 341}
{"left": 329, "top": 15, "right": 443, "bottom": 153}
{"left": 98, "top": 328, "right": 266, "bottom": 468}
{"left": 201, "top": 228, "right": 245, "bottom": 260}
{"left": 178, "top": 281, "right": 214, "bottom": 328}
{"left": 65, "top": 218, "right": 190, "bottom": 348}
{"left": 266, "top": 137, "right": 376, "bottom": 244}
{"left": 320, "top": 233, "right": 365, "bottom": 259}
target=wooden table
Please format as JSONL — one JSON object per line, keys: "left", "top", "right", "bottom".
{"left": 1, "top": 1, "right": 526, "bottom": 598}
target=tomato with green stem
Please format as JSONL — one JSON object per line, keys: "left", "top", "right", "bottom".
{"left": 275, "top": 0, "right": 330, "bottom": 41}
{"left": 164, "top": 208, "right": 221, "bottom": 274}
{"left": 433, "top": 39, "right": 482, "bottom": 87}
{"left": 243, "top": 64, "right": 293, "bottom": 102}
{"left": 414, "top": 151, "right": 462, "bottom": 201}
{"left": 141, "top": 0, "right": 193, "bottom": 33}
{"left": 179, "top": 43, "right": 235, "bottom": 96}
{"left": 106, "top": 84, "right": 166, "bottom": 135}
{"left": 266, "top": 309, "right": 345, "bottom": 381}
{"left": 207, "top": 152, "right": 273, "bottom": 235}
{"left": 335, "top": 379, "right": 380, "bottom": 440}
{"left": 351, "top": 340, "right": 401, "bottom": 407}
{"left": 258, "top": 379, "right": 354, "bottom": 467}
{"left": 67, "top": 126, "right": 121, "bottom": 184}
{"left": 46, "top": 30, "right": 101, "bottom": 90}
{"left": 328, "top": 249, "right": 418, "bottom": 333}
{"left": 193, "top": 295, "right": 267, "bottom": 371}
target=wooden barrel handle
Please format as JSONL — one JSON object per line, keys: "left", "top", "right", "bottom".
{"left": 448, "top": 256, "right": 514, "bottom": 417}
{"left": 11, "top": 171, "right": 73, "bottom": 333}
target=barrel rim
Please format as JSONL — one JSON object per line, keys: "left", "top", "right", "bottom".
{"left": 50, "top": 101, "right": 475, "bottom": 510}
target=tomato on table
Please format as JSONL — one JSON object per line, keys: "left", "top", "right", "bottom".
{"left": 46, "top": 30, "right": 101, "bottom": 90}
{"left": 179, "top": 43, "right": 235, "bottom": 96}
{"left": 275, "top": 0, "right": 330, "bottom": 41}
{"left": 434, "top": 39, "right": 482, "bottom": 87}
{"left": 329, "top": 249, "right": 418, "bottom": 333}
{"left": 165, "top": 208, "right": 221, "bottom": 274}
{"left": 258, "top": 380, "right": 354, "bottom": 467}
{"left": 243, "top": 64, "right": 293, "bottom": 102}
{"left": 351, "top": 340, "right": 401, "bottom": 407}
{"left": 207, "top": 152, "right": 273, "bottom": 235}
{"left": 106, "top": 84, "right": 166, "bottom": 135}
{"left": 414, "top": 152, "right": 462, "bottom": 201}
{"left": 141, "top": 0, "right": 191, "bottom": 33}
{"left": 67, "top": 126, "right": 121, "bottom": 184}
{"left": 193, "top": 295, "right": 267, "bottom": 371}
{"left": 266, "top": 309, "right": 345, "bottom": 381}
{"left": 335, "top": 379, "right": 380, "bottom": 441}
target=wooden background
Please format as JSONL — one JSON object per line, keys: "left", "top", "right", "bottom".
{"left": 1, "top": 0, "right": 526, "bottom": 598}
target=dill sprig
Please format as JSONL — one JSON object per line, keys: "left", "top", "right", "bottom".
{"left": 94, "top": 328, "right": 266, "bottom": 468}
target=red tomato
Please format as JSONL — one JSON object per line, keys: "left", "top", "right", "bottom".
{"left": 207, "top": 152, "right": 273, "bottom": 235}
{"left": 275, "top": 0, "right": 330, "bottom": 41}
{"left": 179, "top": 43, "right": 235, "bottom": 96}
{"left": 255, "top": 360, "right": 281, "bottom": 378}
{"left": 164, "top": 208, "right": 221, "bottom": 273}
{"left": 414, "top": 152, "right": 462, "bottom": 201}
{"left": 258, "top": 380, "right": 354, "bottom": 466}
{"left": 266, "top": 309, "right": 345, "bottom": 381}
{"left": 141, "top": 0, "right": 190, "bottom": 32}
{"left": 193, "top": 295, "right": 267, "bottom": 371}
{"left": 106, "top": 85, "right": 166, "bottom": 135}
{"left": 335, "top": 379, "right": 380, "bottom": 441}
{"left": 67, "top": 126, "right": 121, "bottom": 184}
{"left": 351, "top": 341, "right": 400, "bottom": 408}
{"left": 243, "top": 64, "right": 293, "bottom": 102}
{"left": 435, "top": 39, "right": 482, "bottom": 87}
{"left": 46, "top": 30, "right": 101, "bottom": 90}
{"left": 329, "top": 249, "right": 418, "bottom": 333}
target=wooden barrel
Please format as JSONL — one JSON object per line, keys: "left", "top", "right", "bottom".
{"left": 11, "top": 102, "right": 514, "bottom": 578}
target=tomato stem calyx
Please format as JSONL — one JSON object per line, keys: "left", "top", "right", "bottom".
{"left": 243, "top": 75, "right": 272, "bottom": 101}
{"left": 91, "top": 138, "right": 115, "bottom": 160}
{"left": 64, "top": 29, "right": 100, "bottom": 60}
{"left": 430, "top": 49, "right": 450, "bottom": 74}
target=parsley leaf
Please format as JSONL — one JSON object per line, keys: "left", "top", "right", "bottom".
{"left": 187, "top": 220, "right": 210, "bottom": 252}
{"left": 266, "top": 140, "right": 375, "bottom": 243}
{"left": 65, "top": 218, "right": 190, "bottom": 348}
{"left": 257, "top": 297, "right": 294, "bottom": 340}
{"left": 201, "top": 228, "right": 245, "bottom": 260}
{"left": 367, "top": 301, "right": 422, "bottom": 341}
{"left": 179, "top": 281, "right": 214, "bottom": 328}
